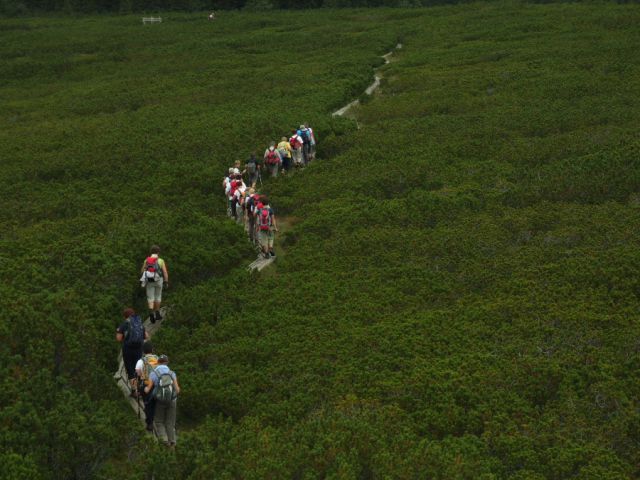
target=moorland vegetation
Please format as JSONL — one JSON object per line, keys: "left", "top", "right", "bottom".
{"left": 1, "top": 3, "right": 640, "bottom": 479}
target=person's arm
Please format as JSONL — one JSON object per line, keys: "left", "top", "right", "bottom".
{"left": 144, "top": 375, "right": 155, "bottom": 395}
{"left": 272, "top": 212, "right": 278, "bottom": 232}
{"left": 173, "top": 375, "right": 181, "bottom": 395}
{"left": 116, "top": 330, "right": 124, "bottom": 342}
{"left": 144, "top": 329, "right": 149, "bottom": 340}
{"left": 141, "top": 260, "right": 146, "bottom": 274}
{"left": 161, "top": 261, "right": 169, "bottom": 286}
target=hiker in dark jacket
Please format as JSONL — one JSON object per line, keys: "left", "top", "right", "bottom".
{"left": 116, "top": 307, "right": 149, "bottom": 395}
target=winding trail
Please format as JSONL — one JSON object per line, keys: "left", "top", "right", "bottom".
{"left": 332, "top": 43, "right": 402, "bottom": 118}
{"left": 114, "top": 43, "right": 402, "bottom": 421}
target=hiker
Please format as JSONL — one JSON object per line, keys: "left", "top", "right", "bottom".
{"left": 140, "top": 245, "right": 169, "bottom": 323}
{"left": 116, "top": 308, "right": 149, "bottom": 395}
{"left": 229, "top": 174, "right": 245, "bottom": 221}
{"left": 144, "top": 354, "right": 180, "bottom": 447}
{"left": 305, "top": 122, "right": 317, "bottom": 162}
{"left": 255, "top": 195, "right": 278, "bottom": 258}
{"left": 245, "top": 190, "right": 259, "bottom": 244}
{"left": 135, "top": 341, "right": 158, "bottom": 432}
{"left": 263, "top": 142, "right": 282, "bottom": 178}
{"left": 277, "top": 136, "right": 293, "bottom": 173}
{"left": 289, "top": 129, "right": 303, "bottom": 168}
{"left": 244, "top": 152, "right": 260, "bottom": 187}
{"left": 225, "top": 169, "right": 242, "bottom": 217}
{"left": 298, "top": 124, "right": 312, "bottom": 165}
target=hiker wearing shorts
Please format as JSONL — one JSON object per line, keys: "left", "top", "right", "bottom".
{"left": 116, "top": 308, "right": 148, "bottom": 394}
{"left": 141, "top": 245, "right": 169, "bottom": 323}
{"left": 145, "top": 354, "right": 180, "bottom": 447}
{"left": 255, "top": 196, "right": 278, "bottom": 258}
{"left": 289, "top": 130, "right": 303, "bottom": 168}
{"left": 135, "top": 341, "right": 158, "bottom": 432}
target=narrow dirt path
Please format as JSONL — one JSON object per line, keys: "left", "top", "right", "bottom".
{"left": 332, "top": 43, "right": 402, "bottom": 118}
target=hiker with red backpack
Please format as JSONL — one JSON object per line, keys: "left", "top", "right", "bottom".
{"left": 140, "top": 245, "right": 169, "bottom": 323}
{"left": 135, "top": 340, "right": 158, "bottom": 432}
{"left": 264, "top": 142, "right": 282, "bottom": 178}
{"left": 116, "top": 307, "right": 149, "bottom": 395}
{"left": 289, "top": 129, "right": 303, "bottom": 168}
{"left": 255, "top": 196, "right": 278, "bottom": 258}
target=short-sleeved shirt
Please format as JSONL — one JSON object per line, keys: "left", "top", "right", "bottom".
{"left": 149, "top": 364, "right": 177, "bottom": 397}
{"left": 117, "top": 318, "right": 146, "bottom": 348}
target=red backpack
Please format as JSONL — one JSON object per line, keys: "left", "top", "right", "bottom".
{"left": 258, "top": 208, "right": 272, "bottom": 231}
{"left": 266, "top": 149, "right": 279, "bottom": 165}
{"left": 289, "top": 136, "right": 300, "bottom": 149}
{"left": 144, "top": 256, "right": 162, "bottom": 282}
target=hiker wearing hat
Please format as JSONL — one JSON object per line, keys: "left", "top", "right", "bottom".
{"left": 254, "top": 196, "right": 278, "bottom": 258}
{"left": 263, "top": 141, "right": 282, "bottom": 178}
{"left": 304, "top": 122, "right": 316, "bottom": 162}
{"left": 144, "top": 354, "right": 180, "bottom": 447}
{"left": 298, "top": 124, "right": 312, "bottom": 165}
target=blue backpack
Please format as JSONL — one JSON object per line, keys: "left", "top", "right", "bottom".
{"left": 300, "top": 129, "right": 310, "bottom": 144}
{"left": 124, "top": 315, "right": 144, "bottom": 347}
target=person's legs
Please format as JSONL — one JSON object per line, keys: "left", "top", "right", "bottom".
{"left": 268, "top": 230, "right": 275, "bottom": 257}
{"left": 153, "top": 281, "right": 163, "bottom": 320}
{"left": 270, "top": 164, "right": 278, "bottom": 177}
{"left": 154, "top": 402, "right": 169, "bottom": 444}
{"left": 144, "top": 396, "right": 157, "bottom": 432}
{"left": 123, "top": 346, "right": 141, "bottom": 392}
{"left": 165, "top": 400, "right": 177, "bottom": 445}
{"left": 259, "top": 231, "right": 269, "bottom": 258}
{"left": 145, "top": 283, "right": 155, "bottom": 321}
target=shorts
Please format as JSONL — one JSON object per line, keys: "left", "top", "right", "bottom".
{"left": 258, "top": 229, "right": 275, "bottom": 249}
{"left": 146, "top": 279, "right": 163, "bottom": 303}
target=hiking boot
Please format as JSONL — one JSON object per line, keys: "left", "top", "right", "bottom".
{"left": 154, "top": 310, "right": 163, "bottom": 322}
{"left": 149, "top": 312, "right": 156, "bottom": 324}
{"left": 270, "top": 251, "right": 276, "bottom": 258}
{"left": 146, "top": 423, "right": 154, "bottom": 433}
{"left": 263, "top": 252, "right": 270, "bottom": 259}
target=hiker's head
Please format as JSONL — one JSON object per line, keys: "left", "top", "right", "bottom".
{"left": 304, "top": 122, "right": 309, "bottom": 128}
{"left": 250, "top": 151, "right": 256, "bottom": 159}
{"left": 150, "top": 245, "right": 161, "bottom": 255}
{"left": 234, "top": 160, "right": 241, "bottom": 167}
{"left": 291, "top": 129, "right": 297, "bottom": 134}
{"left": 123, "top": 307, "right": 135, "bottom": 318}
{"left": 249, "top": 188, "right": 255, "bottom": 195}
{"left": 299, "top": 124, "right": 305, "bottom": 130}
{"left": 281, "top": 136, "right": 287, "bottom": 142}
{"left": 269, "top": 141, "right": 276, "bottom": 148}
{"left": 228, "top": 167, "right": 234, "bottom": 174}
{"left": 261, "top": 196, "right": 269, "bottom": 205}
{"left": 158, "top": 354, "right": 169, "bottom": 364}
{"left": 233, "top": 168, "right": 240, "bottom": 175}
{"left": 143, "top": 341, "right": 153, "bottom": 354}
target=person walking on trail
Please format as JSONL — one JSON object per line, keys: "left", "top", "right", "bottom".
{"left": 264, "top": 142, "right": 282, "bottom": 178}
{"left": 298, "top": 124, "right": 312, "bottom": 165}
{"left": 305, "top": 122, "right": 317, "bottom": 162}
{"left": 277, "top": 136, "right": 293, "bottom": 174}
{"left": 289, "top": 129, "right": 303, "bottom": 168}
{"left": 244, "top": 152, "right": 260, "bottom": 187}
{"left": 255, "top": 196, "right": 278, "bottom": 259}
{"left": 116, "top": 308, "right": 149, "bottom": 396}
{"left": 144, "top": 354, "right": 180, "bottom": 447}
{"left": 245, "top": 190, "right": 259, "bottom": 245}
{"left": 140, "top": 245, "right": 169, "bottom": 323}
{"left": 229, "top": 174, "right": 245, "bottom": 221}
{"left": 136, "top": 341, "right": 158, "bottom": 432}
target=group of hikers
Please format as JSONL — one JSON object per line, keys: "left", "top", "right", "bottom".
{"left": 116, "top": 246, "right": 179, "bottom": 448}
{"left": 223, "top": 123, "right": 316, "bottom": 258}
{"left": 114, "top": 123, "right": 318, "bottom": 447}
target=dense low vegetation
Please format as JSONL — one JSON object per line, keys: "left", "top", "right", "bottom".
{"left": 1, "top": 3, "right": 640, "bottom": 479}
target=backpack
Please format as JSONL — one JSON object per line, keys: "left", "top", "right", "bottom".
{"left": 124, "top": 315, "right": 144, "bottom": 347}
{"left": 154, "top": 370, "right": 176, "bottom": 405}
{"left": 246, "top": 159, "right": 257, "bottom": 174}
{"left": 278, "top": 146, "right": 289, "bottom": 158}
{"left": 266, "top": 149, "right": 279, "bottom": 165}
{"left": 300, "top": 129, "right": 310, "bottom": 144}
{"left": 144, "top": 256, "right": 163, "bottom": 283}
{"left": 139, "top": 353, "right": 158, "bottom": 388}
{"left": 258, "top": 208, "right": 272, "bottom": 231}
{"left": 289, "top": 136, "right": 300, "bottom": 149}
